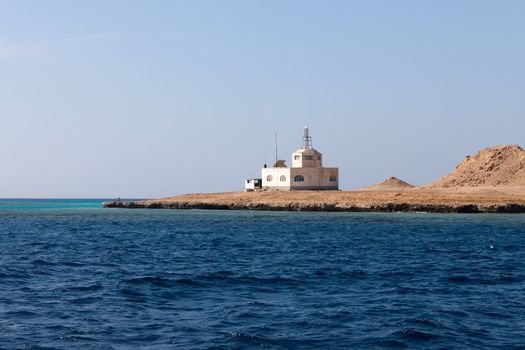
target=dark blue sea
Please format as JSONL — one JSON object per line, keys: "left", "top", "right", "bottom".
{"left": 1, "top": 199, "right": 525, "bottom": 349}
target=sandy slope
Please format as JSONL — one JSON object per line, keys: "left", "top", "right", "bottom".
{"left": 427, "top": 145, "right": 525, "bottom": 188}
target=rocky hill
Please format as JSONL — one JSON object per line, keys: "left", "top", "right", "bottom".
{"left": 428, "top": 145, "right": 525, "bottom": 188}
{"left": 363, "top": 176, "right": 414, "bottom": 191}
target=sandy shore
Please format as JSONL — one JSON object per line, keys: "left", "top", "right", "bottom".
{"left": 103, "top": 188, "right": 525, "bottom": 213}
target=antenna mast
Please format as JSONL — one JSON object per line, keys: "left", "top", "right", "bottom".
{"left": 303, "top": 126, "right": 312, "bottom": 149}
{"left": 274, "top": 131, "right": 278, "bottom": 164}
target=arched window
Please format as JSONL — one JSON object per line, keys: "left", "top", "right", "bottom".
{"left": 294, "top": 175, "right": 304, "bottom": 182}
{"left": 266, "top": 175, "right": 273, "bottom": 182}
{"left": 329, "top": 175, "right": 337, "bottom": 182}
{"left": 280, "top": 175, "right": 287, "bottom": 182}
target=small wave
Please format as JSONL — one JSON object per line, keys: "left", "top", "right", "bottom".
{"left": 315, "top": 269, "right": 367, "bottom": 279}
{"left": 121, "top": 276, "right": 206, "bottom": 288}
{"left": 231, "top": 331, "right": 273, "bottom": 347}
{"left": 503, "top": 245, "right": 519, "bottom": 252}
{"left": 174, "top": 278, "right": 202, "bottom": 286}
{"left": 68, "top": 296, "right": 101, "bottom": 304}
{"left": 237, "top": 275, "right": 299, "bottom": 285}
{"left": 0, "top": 270, "right": 32, "bottom": 281}
{"left": 31, "top": 259, "right": 55, "bottom": 266}
{"left": 29, "top": 242, "right": 58, "bottom": 249}
{"left": 411, "top": 318, "right": 444, "bottom": 328}
{"left": 446, "top": 274, "right": 523, "bottom": 285}
{"left": 496, "top": 275, "right": 523, "bottom": 283}
{"left": 15, "top": 345, "right": 58, "bottom": 350}
{"left": 121, "top": 276, "right": 175, "bottom": 288}
{"left": 198, "top": 270, "right": 234, "bottom": 282}
{"left": 343, "top": 270, "right": 368, "bottom": 279}
{"left": 315, "top": 269, "right": 328, "bottom": 276}
{"left": 447, "top": 275, "right": 471, "bottom": 283}
{"left": 483, "top": 311, "right": 513, "bottom": 319}
{"left": 379, "top": 270, "right": 414, "bottom": 278}
{"left": 128, "top": 333, "right": 162, "bottom": 342}
{"left": 157, "top": 291, "right": 184, "bottom": 301}
{"left": 120, "top": 288, "right": 146, "bottom": 301}
{"left": 327, "top": 310, "right": 355, "bottom": 321}
{"left": 397, "top": 329, "right": 437, "bottom": 340}
{"left": 80, "top": 316, "right": 99, "bottom": 322}
{"left": 5, "top": 310, "right": 36, "bottom": 318}
{"left": 196, "top": 272, "right": 298, "bottom": 286}
{"left": 363, "top": 339, "right": 407, "bottom": 348}
{"left": 231, "top": 331, "right": 250, "bottom": 338}
{"left": 67, "top": 284, "right": 104, "bottom": 292}
{"left": 440, "top": 309, "right": 470, "bottom": 317}
{"left": 58, "top": 334, "right": 98, "bottom": 342}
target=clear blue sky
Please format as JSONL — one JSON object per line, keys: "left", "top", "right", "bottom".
{"left": 1, "top": 0, "right": 523, "bottom": 198}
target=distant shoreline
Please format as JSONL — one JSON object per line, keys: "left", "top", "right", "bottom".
{"left": 103, "top": 189, "right": 525, "bottom": 214}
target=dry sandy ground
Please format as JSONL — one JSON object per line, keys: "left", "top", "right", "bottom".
{"left": 111, "top": 187, "right": 525, "bottom": 213}
{"left": 144, "top": 187, "right": 525, "bottom": 207}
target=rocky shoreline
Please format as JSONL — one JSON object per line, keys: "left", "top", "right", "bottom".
{"left": 103, "top": 192, "right": 525, "bottom": 213}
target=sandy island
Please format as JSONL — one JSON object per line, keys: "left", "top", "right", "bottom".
{"left": 104, "top": 145, "right": 525, "bottom": 213}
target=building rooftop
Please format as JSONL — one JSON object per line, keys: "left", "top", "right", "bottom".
{"left": 294, "top": 148, "right": 321, "bottom": 155}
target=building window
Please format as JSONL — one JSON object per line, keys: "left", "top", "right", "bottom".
{"left": 304, "top": 155, "right": 313, "bottom": 160}
{"left": 294, "top": 175, "right": 304, "bottom": 182}
{"left": 266, "top": 175, "right": 273, "bottom": 182}
{"left": 317, "top": 156, "right": 321, "bottom": 160}
{"left": 329, "top": 175, "right": 337, "bottom": 182}
{"left": 294, "top": 155, "right": 300, "bottom": 160}
{"left": 280, "top": 175, "right": 286, "bottom": 182}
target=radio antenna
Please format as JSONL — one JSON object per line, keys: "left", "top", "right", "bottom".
{"left": 274, "top": 131, "right": 278, "bottom": 164}
{"left": 303, "top": 126, "right": 312, "bottom": 149}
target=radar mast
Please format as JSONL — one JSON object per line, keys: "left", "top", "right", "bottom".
{"left": 303, "top": 126, "right": 313, "bottom": 149}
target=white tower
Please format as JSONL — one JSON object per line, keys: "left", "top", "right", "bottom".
{"left": 292, "top": 127, "right": 322, "bottom": 168}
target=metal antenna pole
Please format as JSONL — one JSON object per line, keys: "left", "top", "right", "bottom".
{"left": 303, "top": 126, "right": 312, "bottom": 149}
{"left": 274, "top": 131, "right": 278, "bottom": 164}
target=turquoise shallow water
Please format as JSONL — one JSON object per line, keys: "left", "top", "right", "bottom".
{"left": 1, "top": 199, "right": 525, "bottom": 349}
{"left": 0, "top": 199, "right": 132, "bottom": 210}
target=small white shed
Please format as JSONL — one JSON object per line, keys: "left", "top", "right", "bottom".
{"left": 244, "top": 178, "right": 262, "bottom": 191}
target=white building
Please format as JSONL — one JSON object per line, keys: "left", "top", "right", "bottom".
{"left": 244, "top": 178, "right": 262, "bottom": 191}
{"left": 260, "top": 127, "right": 339, "bottom": 190}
